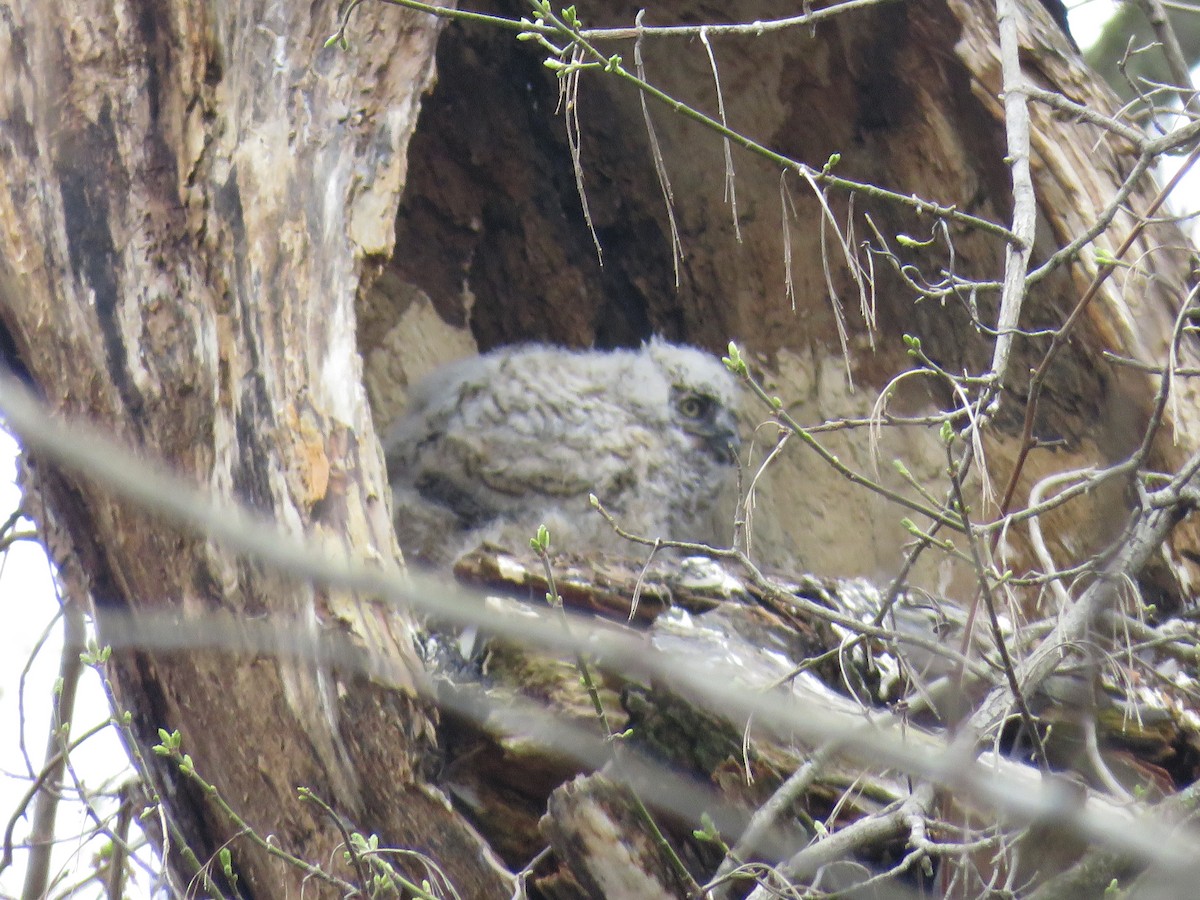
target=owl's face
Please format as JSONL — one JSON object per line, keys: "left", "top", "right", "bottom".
{"left": 643, "top": 336, "right": 741, "bottom": 466}
{"left": 669, "top": 385, "right": 740, "bottom": 463}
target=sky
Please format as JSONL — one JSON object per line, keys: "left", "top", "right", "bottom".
{"left": 1069, "top": 0, "right": 1118, "bottom": 47}
{"left": 0, "top": 4, "right": 1160, "bottom": 898}
{"left": 0, "top": 431, "right": 151, "bottom": 899}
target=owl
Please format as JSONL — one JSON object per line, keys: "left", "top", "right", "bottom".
{"left": 383, "top": 338, "right": 742, "bottom": 565}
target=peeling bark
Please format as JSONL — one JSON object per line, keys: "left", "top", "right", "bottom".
{"left": 0, "top": 1, "right": 510, "bottom": 895}
{"left": 2, "top": 0, "right": 1199, "bottom": 897}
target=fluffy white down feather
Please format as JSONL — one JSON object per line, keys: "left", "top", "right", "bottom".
{"left": 383, "top": 338, "right": 741, "bottom": 565}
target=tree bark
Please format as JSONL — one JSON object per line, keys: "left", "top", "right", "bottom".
{"left": 0, "top": 1, "right": 509, "bottom": 896}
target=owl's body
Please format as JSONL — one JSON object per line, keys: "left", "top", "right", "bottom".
{"left": 384, "top": 339, "right": 740, "bottom": 565}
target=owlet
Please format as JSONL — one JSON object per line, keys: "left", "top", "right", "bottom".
{"left": 383, "top": 338, "right": 741, "bottom": 565}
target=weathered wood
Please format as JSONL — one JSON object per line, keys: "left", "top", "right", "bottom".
{"left": 542, "top": 775, "right": 696, "bottom": 900}
{"left": 0, "top": 1, "right": 510, "bottom": 895}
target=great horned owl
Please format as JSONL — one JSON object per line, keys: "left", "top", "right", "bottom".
{"left": 384, "top": 338, "right": 741, "bottom": 565}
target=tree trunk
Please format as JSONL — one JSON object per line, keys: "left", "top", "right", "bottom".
{"left": 0, "top": 1, "right": 509, "bottom": 896}
{"left": 2, "top": 0, "right": 1198, "bottom": 897}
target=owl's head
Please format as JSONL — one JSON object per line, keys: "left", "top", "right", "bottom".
{"left": 643, "top": 337, "right": 741, "bottom": 464}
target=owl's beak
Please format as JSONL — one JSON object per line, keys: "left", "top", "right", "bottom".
{"left": 704, "top": 413, "right": 741, "bottom": 464}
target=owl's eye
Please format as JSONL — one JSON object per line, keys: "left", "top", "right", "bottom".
{"left": 677, "top": 393, "right": 713, "bottom": 420}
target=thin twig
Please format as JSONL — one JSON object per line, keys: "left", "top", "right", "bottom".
{"left": 1132, "top": 0, "right": 1196, "bottom": 106}
{"left": 988, "top": 0, "right": 1038, "bottom": 393}
{"left": 633, "top": 10, "right": 682, "bottom": 284}
{"left": 19, "top": 599, "right": 85, "bottom": 900}
{"left": 996, "top": 139, "right": 1200, "bottom": 522}
{"left": 947, "top": 443, "right": 1048, "bottom": 771}
{"left": 5, "top": 375, "right": 1200, "bottom": 875}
